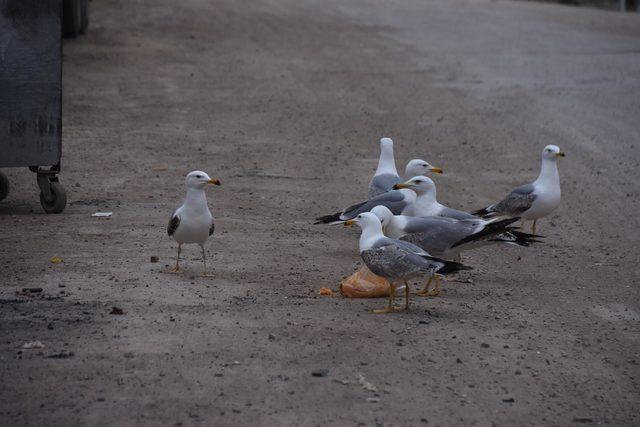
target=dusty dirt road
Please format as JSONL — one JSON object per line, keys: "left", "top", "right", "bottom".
{"left": 2, "top": 0, "right": 640, "bottom": 425}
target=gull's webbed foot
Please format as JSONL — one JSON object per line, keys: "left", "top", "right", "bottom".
{"left": 416, "top": 277, "right": 434, "bottom": 297}
{"left": 373, "top": 306, "right": 406, "bottom": 314}
{"left": 167, "top": 266, "right": 182, "bottom": 274}
{"left": 417, "top": 276, "right": 441, "bottom": 297}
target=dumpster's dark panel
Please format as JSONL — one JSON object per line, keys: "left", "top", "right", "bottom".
{"left": 0, "top": 0, "right": 62, "bottom": 167}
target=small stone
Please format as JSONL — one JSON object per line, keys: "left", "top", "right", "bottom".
{"left": 502, "top": 397, "right": 515, "bottom": 403}
{"left": 418, "top": 320, "right": 430, "bottom": 325}
{"left": 268, "top": 334, "right": 276, "bottom": 341}
{"left": 311, "top": 368, "right": 329, "bottom": 377}
{"left": 110, "top": 307, "right": 124, "bottom": 315}
{"left": 150, "top": 256, "right": 159, "bottom": 263}
{"left": 481, "top": 342, "right": 490, "bottom": 348}
{"left": 456, "top": 358, "right": 463, "bottom": 364}
{"left": 46, "top": 351, "right": 74, "bottom": 359}
{"left": 366, "top": 397, "right": 380, "bottom": 403}
{"left": 572, "top": 417, "right": 593, "bottom": 424}
{"left": 22, "top": 341, "right": 45, "bottom": 349}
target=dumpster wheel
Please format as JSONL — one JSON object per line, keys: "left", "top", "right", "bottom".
{"left": 0, "top": 172, "right": 9, "bottom": 202}
{"left": 38, "top": 176, "right": 67, "bottom": 214}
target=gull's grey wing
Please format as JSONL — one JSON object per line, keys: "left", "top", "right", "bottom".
{"left": 167, "top": 210, "right": 180, "bottom": 236}
{"left": 362, "top": 239, "right": 438, "bottom": 280}
{"left": 364, "top": 238, "right": 469, "bottom": 280}
{"left": 438, "top": 206, "right": 476, "bottom": 220}
{"left": 490, "top": 183, "right": 536, "bottom": 215}
{"left": 382, "top": 238, "right": 430, "bottom": 257}
{"left": 368, "top": 174, "right": 402, "bottom": 198}
{"left": 209, "top": 221, "right": 215, "bottom": 236}
{"left": 400, "top": 218, "right": 481, "bottom": 256}
{"left": 341, "top": 190, "right": 409, "bottom": 220}
{"left": 402, "top": 216, "right": 479, "bottom": 235}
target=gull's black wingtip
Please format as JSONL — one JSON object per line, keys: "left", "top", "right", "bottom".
{"left": 314, "top": 212, "right": 342, "bottom": 224}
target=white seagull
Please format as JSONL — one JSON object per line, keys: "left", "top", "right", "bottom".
{"left": 344, "top": 212, "right": 470, "bottom": 313}
{"left": 370, "top": 205, "right": 540, "bottom": 296}
{"left": 368, "top": 137, "right": 442, "bottom": 198}
{"left": 167, "top": 170, "right": 221, "bottom": 275}
{"left": 474, "top": 145, "right": 564, "bottom": 234}
{"left": 394, "top": 176, "right": 476, "bottom": 220}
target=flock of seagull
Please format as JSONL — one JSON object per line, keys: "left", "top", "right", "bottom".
{"left": 315, "top": 138, "right": 564, "bottom": 313}
{"left": 164, "top": 137, "right": 564, "bottom": 314}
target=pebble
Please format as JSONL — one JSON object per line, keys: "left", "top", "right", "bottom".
{"left": 311, "top": 368, "right": 329, "bottom": 377}
{"left": 46, "top": 350, "right": 74, "bottom": 359}
{"left": 110, "top": 307, "right": 125, "bottom": 315}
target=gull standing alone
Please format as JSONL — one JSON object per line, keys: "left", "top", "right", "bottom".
{"left": 368, "top": 137, "right": 442, "bottom": 198}
{"left": 344, "top": 212, "right": 470, "bottom": 313}
{"left": 167, "top": 170, "right": 221, "bottom": 275}
{"left": 474, "top": 145, "right": 564, "bottom": 234}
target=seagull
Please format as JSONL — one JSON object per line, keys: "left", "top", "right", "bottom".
{"left": 344, "top": 212, "right": 471, "bottom": 313}
{"left": 368, "top": 137, "right": 442, "bottom": 198}
{"left": 167, "top": 170, "right": 221, "bottom": 275}
{"left": 370, "top": 205, "right": 540, "bottom": 296}
{"left": 473, "top": 145, "right": 564, "bottom": 234}
{"left": 394, "top": 176, "right": 476, "bottom": 220}
{"left": 315, "top": 187, "right": 417, "bottom": 224}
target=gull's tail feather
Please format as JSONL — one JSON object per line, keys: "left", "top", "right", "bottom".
{"left": 451, "top": 217, "right": 520, "bottom": 248}
{"left": 491, "top": 229, "right": 544, "bottom": 247}
{"left": 436, "top": 259, "right": 473, "bottom": 275}
{"left": 472, "top": 206, "right": 492, "bottom": 216}
{"left": 473, "top": 204, "right": 512, "bottom": 219}
{"left": 421, "top": 255, "right": 473, "bottom": 275}
{"left": 314, "top": 212, "right": 342, "bottom": 224}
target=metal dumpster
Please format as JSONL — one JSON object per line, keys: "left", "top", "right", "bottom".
{"left": 0, "top": 0, "right": 67, "bottom": 213}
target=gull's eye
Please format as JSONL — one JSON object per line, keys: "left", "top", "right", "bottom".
{"left": 422, "top": 164, "right": 428, "bottom": 167}
{"left": 196, "top": 175, "right": 202, "bottom": 178}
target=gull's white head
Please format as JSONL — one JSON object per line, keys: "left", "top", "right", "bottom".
{"left": 393, "top": 175, "right": 436, "bottom": 196}
{"left": 344, "top": 212, "right": 383, "bottom": 233}
{"left": 185, "top": 170, "right": 221, "bottom": 190}
{"left": 380, "top": 137, "right": 394, "bottom": 149}
{"left": 371, "top": 205, "right": 394, "bottom": 232}
{"left": 542, "top": 145, "right": 565, "bottom": 161}
{"left": 405, "top": 159, "right": 443, "bottom": 177}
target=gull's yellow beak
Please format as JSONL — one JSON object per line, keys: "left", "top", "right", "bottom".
{"left": 430, "top": 167, "right": 443, "bottom": 174}
{"left": 344, "top": 219, "right": 356, "bottom": 226}
{"left": 393, "top": 182, "right": 412, "bottom": 190}
{"left": 556, "top": 152, "right": 565, "bottom": 158}
{"left": 207, "top": 178, "right": 221, "bottom": 186}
